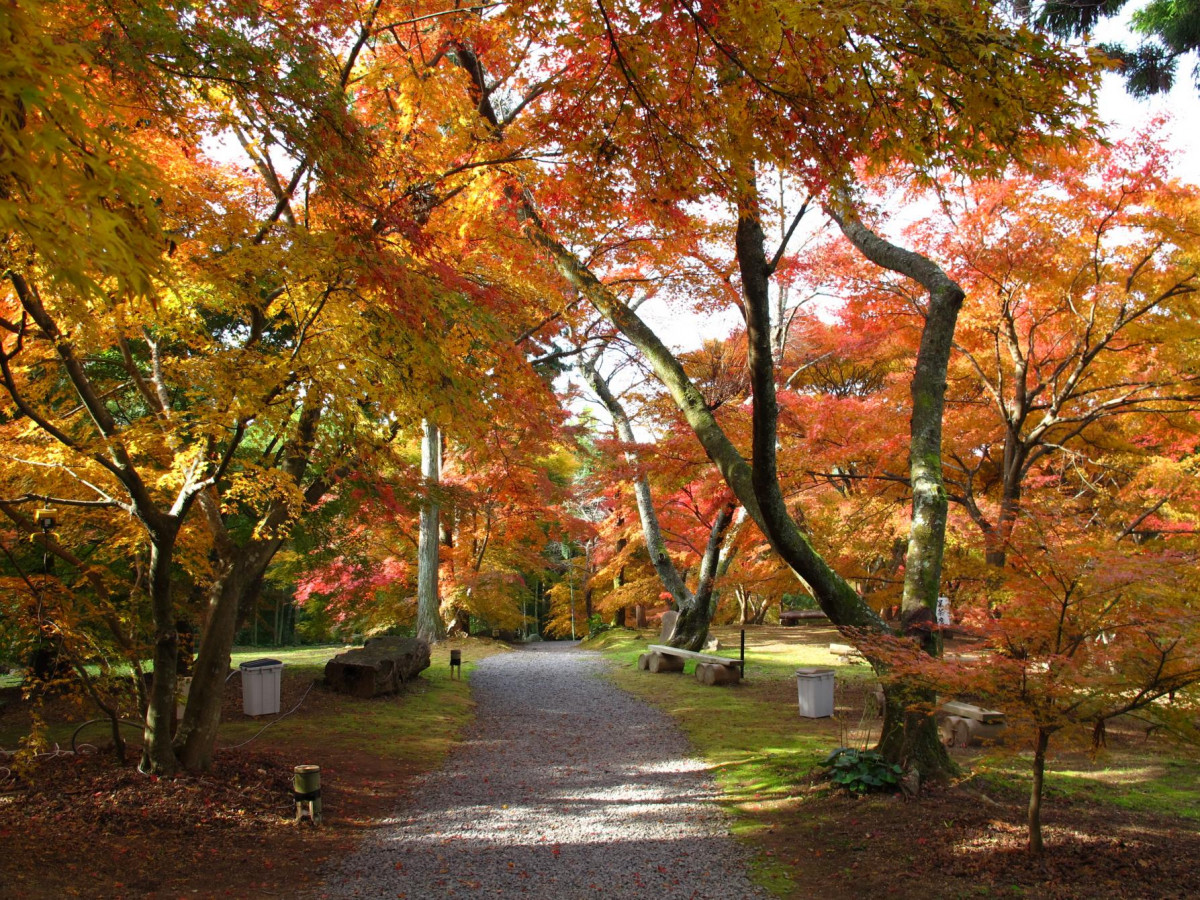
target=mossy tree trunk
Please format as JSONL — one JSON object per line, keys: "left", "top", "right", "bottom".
{"left": 669, "top": 502, "right": 737, "bottom": 652}
{"left": 527, "top": 178, "right": 964, "bottom": 776}
{"left": 580, "top": 357, "right": 737, "bottom": 651}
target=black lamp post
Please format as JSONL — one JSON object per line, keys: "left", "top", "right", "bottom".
{"left": 30, "top": 506, "right": 59, "bottom": 681}
{"left": 34, "top": 506, "right": 56, "bottom": 576}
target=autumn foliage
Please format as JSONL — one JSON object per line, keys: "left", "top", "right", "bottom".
{"left": 2, "top": 3, "right": 1198, "bottom": 862}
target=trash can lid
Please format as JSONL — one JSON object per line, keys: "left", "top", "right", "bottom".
{"left": 239, "top": 658, "right": 283, "bottom": 669}
{"left": 795, "top": 667, "right": 835, "bottom": 676}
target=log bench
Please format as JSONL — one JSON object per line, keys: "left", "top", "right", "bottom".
{"left": 324, "top": 636, "right": 430, "bottom": 698}
{"left": 781, "top": 610, "right": 830, "bottom": 626}
{"left": 939, "top": 700, "right": 1006, "bottom": 747}
{"left": 638, "top": 644, "right": 743, "bottom": 685}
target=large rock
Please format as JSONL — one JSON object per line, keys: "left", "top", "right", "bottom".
{"left": 324, "top": 636, "right": 431, "bottom": 698}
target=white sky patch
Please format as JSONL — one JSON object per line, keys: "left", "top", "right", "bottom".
{"left": 1093, "top": 7, "right": 1200, "bottom": 183}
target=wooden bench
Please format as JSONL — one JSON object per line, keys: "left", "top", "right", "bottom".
{"left": 829, "top": 642, "right": 867, "bottom": 664}
{"left": 939, "top": 700, "right": 1006, "bottom": 747}
{"left": 781, "top": 610, "right": 830, "bottom": 626}
{"left": 639, "top": 644, "right": 742, "bottom": 685}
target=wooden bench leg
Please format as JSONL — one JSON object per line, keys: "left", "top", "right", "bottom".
{"left": 696, "top": 663, "right": 739, "bottom": 685}
{"left": 941, "top": 715, "right": 1006, "bottom": 747}
{"left": 940, "top": 716, "right": 972, "bottom": 748}
{"left": 647, "top": 652, "right": 685, "bottom": 674}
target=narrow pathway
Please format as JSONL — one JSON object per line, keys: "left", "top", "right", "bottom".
{"left": 324, "top": 643, "right": 768, "bottom": 899}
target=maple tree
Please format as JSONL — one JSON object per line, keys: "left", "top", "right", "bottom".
{"left": 12, "top": 0, "right": 1191, "bottom": 812}
{"left": 578, "top": 350, "right": 738, "bottom": 650}
{"left": 2, "top": 0, "right": 580, "bottom": 774}
{"left": 935, "top": 138, "right": 1200, "bottom": 568}
{"left": 477, "top": 0, "right": 1096, "bottom": 769}
{"left": 294, "top": 408, "right": 582, "bottom": 641}
{"left": 862, "top": 514, "right": 1200, "bottom": 853}
{"left": 801, "top": 136, "right": 1200, "bottom": 850}
{"left": 2, "top": 0, "right": 236, "bottom": 774}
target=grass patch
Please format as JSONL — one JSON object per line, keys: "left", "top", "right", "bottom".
{"left": 217, "top": 640, "right": 501, "bottom": 766}
{"left": 969, "top": 749, "right": 1200, "bottom": 822}
{"left": 585, "top": 624, "right": 1200, "bottom": 897}
{"left": 230, "top": 643, "right": 349, "bottom": 671}
{"left": 2, "top": 638, "right": 509, "bottom": 769}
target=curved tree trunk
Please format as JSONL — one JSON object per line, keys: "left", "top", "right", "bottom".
{"left": 526, "top": 178, "right": 963, "bottom": 775}
{"left": 670, "top": 502, "right": 736, "bottom": 651}
{"left": 529, "top": 218, "right": 880, "bottom": 630}
{"left": 175, "top": 544, "right": 275, "bottom": 770}
{"left": 175, "top": 399, "right": 326, "bottom": 771}
{"left": 825, "top": 201, "right": 964, "bottom": 776}
{"left": 579, "top": 359, "right": 690, "bottom": 605}
{"left": 580, "top": 357, "right": 735, "bottom": 651}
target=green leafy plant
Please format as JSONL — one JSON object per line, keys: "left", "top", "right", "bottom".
{"left": 822, "top": 747, "right": 903, "bottom": 794}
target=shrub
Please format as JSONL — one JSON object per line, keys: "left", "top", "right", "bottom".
{"left": 822, "top": 747, "right": 902, "bottom": 794}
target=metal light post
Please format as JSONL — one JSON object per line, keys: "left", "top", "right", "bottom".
{"left": 34, "top": 506, "right": 56, "bottom": 576}
{"left": 30, "top": 506, "right": 58, "bottom": 680}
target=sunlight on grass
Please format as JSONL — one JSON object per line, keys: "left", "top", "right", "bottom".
{"left": 230, "top": 643, "right": 347, "bottom": 670}
{"left": 217, "top": 640, "right": 508, "bottom": 766}
{"left": 970, "top": 748, "right": 1200, "bottom": 823}
{"left": 1052, "top": 762, "right": 1200, "bottom": 820}
{"left": 2, "top": 639, "right": 509, "bottom": 768}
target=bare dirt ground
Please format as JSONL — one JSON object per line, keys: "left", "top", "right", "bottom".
{"left": 753, "top": 767, "right": 1200, "bottom": 900}
{"left": 0, "top": 674, "right": 415, "bottom": 899}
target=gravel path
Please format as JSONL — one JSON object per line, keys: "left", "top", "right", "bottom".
{"left": 323, "top": 643, "right": 769, "bottom": 899}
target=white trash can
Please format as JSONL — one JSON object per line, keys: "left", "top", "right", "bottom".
{"left": 240, "top": 658, "right": 283, "bottom": 716}
{"left": 796, "top": 667, "right": 835, "bottom": 718}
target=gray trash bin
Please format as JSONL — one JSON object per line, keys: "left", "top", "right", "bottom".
{"left": 796, "top": 667, "right": 835, "bottom": 718}
{"left": 240, "top": 658, "right": 283, "bottom": 716}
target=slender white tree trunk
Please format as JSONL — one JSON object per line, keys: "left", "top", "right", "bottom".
{"left": 417, "top": 420, "right": 446, "bottom": 643}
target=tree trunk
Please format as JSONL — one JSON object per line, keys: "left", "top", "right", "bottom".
{"left": 417, "top": 420, "right": 446, "bottom": 643}
{"left": 580, "top": 359, "right": 690, "bottom": 605}
{"left": 671, "top": 502, "right": 736, "bottom": 651}
{"left": 877, "top": 682, "right": 955, "bottom": 778}
{"left": 527, "top": 188, "right": 963, "bottom": 775}
{"left": 900, "top": 291, "right": 959, "bottom": 627}
{"left": 1029, "top": 727, "right": 1051, "bottom": 854}
{"left": 582, "top": 356, "right": 735, "bottom": 651}
{"left": 175, "top": 544, "right": 274, "bottom": 771}
{"left": 984, "top": 430, "right": 1027, "bottom": 566}
{"left": 529, "top": 218, "right": 878, "bottom": 629}
{"left": 670, "top": 608, "right": 712, "bottom": 652}
{"left": 177, "top": 397, "right": 325, "bottom": 771}
{"left": 141, "top": 533, "right": 180, "bottom": 775}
